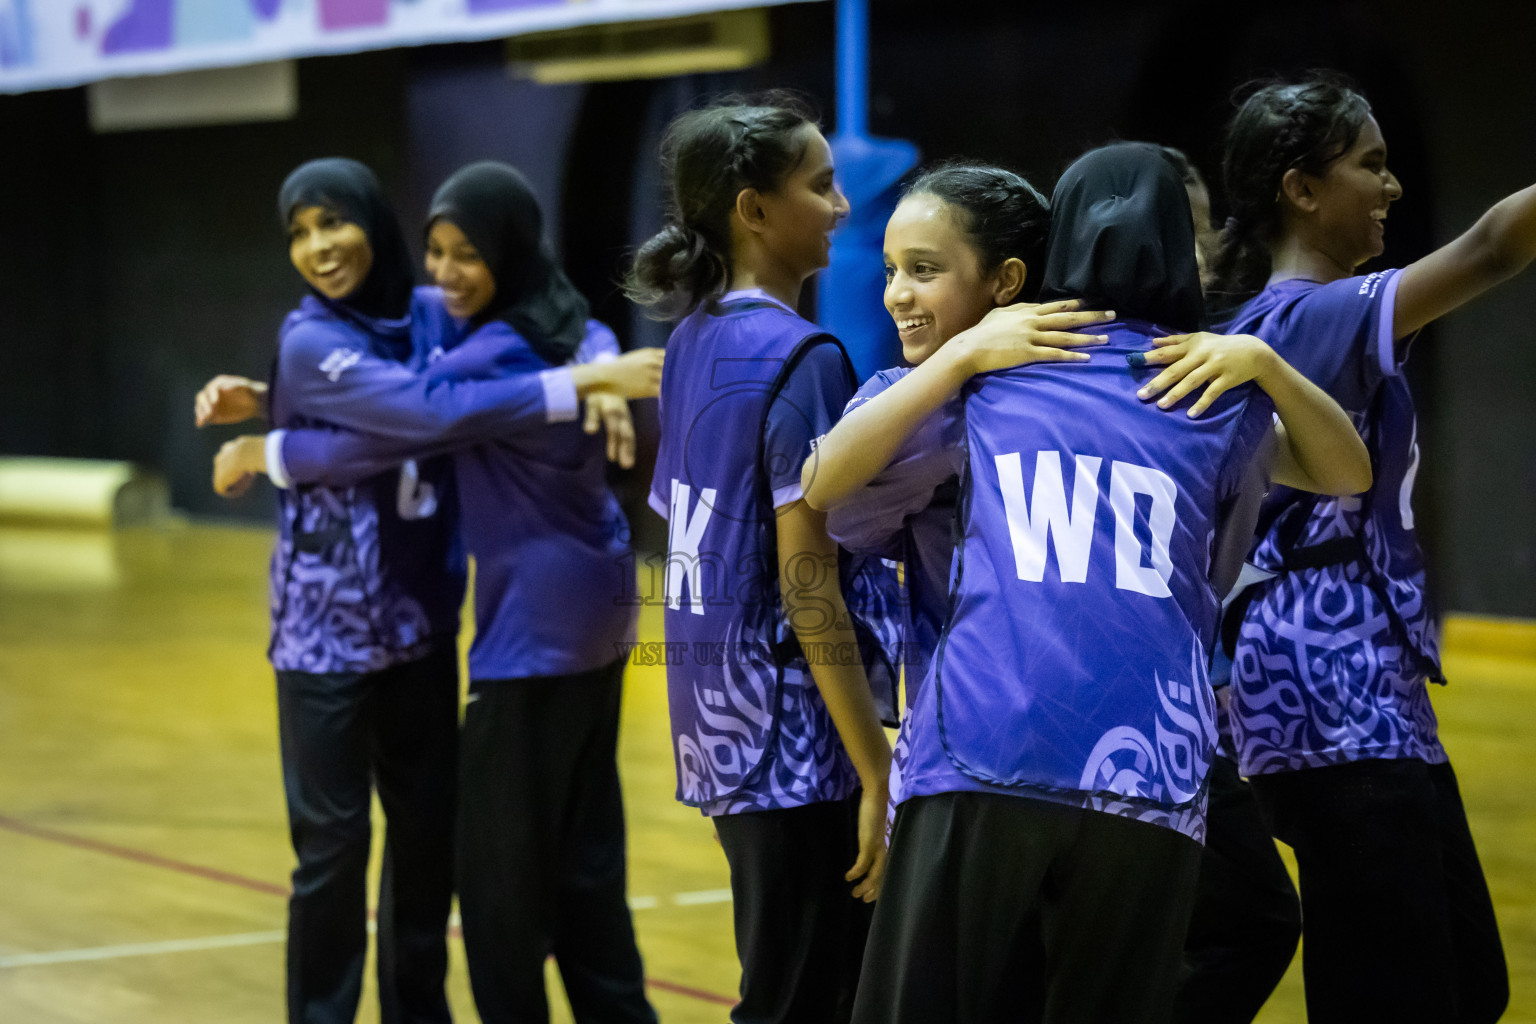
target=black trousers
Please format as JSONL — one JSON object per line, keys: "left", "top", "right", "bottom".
{"left": 276, "top": 646, "right": 458, "bottom": 1024}
{"left": 457, "top": 658, "right": 655, "bottom": 1024}
{"left": 1250, "top": 758, "right": 1507, "bottom": 1024}
{"left": 713, "top": 794, "right": 875, "bottom": 1024}
{"left": 852, "top": 791, "right": 1202, "bottom": 1024}
{"left": 1172, "top": 755, "right": 1302, "bottom": 1024}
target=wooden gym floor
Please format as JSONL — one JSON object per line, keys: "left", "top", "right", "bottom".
{"left": 0, "top": 521, "right": 1531, "bottom": 1022}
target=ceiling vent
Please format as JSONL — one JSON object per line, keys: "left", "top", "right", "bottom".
{"left": 505, "top": 9, "right": 768, "bottom": 85}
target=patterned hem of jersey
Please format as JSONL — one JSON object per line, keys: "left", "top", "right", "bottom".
{"left": 1238, "top": 741, "right": 1450, "bottom": 777}
{"left": 269, "top": 636, "right": 448, "bottom": 675}
{"left": 692, "top": 776, "right": 861, "bottom": 817}
{"left": 899, "top": 778, "right": 1208, "bottom": 843}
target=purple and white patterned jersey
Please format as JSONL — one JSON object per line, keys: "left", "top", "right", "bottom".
{"left": 266, "top": 293, "right": 464, "bottom": 674}
{"left": 649, "top": 291, "right": 898, "bottom": 816}
{"left": 1221, "top": 270, "right": 1447, "bottom": 775}
{"left": 273, "top": 290, "right": 636, "bottom": 682}
{"left": 899, "top": 320, "right": 1275, "bottom": 842}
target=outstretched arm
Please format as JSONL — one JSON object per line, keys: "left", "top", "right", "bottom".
{"left": 1395, "top": 182, "right": 1536, "bottom": 339}
{"left": 277, "top": 322, "right": 662, "bottom": 444}
{"left": 801, "top": 301, "right": 1110, "bottom": 511}
{"left": 1137, "top": 332, "right": 1372, "bottom": 496}
{"left": 212, "top": 344, "right": 665, "bottom": 495}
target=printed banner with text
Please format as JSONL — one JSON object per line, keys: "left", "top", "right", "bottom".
{"left": 0, "top": 0, "right": 813, "bottom": 94}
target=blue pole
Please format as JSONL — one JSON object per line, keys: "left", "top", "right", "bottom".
{"left": 837, "top": 0, "right": 867, "bottom": 139}
{"left": 822, "top": 0, "right": 919, "bottom": 379}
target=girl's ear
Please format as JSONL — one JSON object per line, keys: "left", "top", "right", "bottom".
{"left": 734, "top": 187, "right": 768, "bottom": 235}
{"left": 1279, "top": 167, "right": 1320, "bottom": 214}
{"left": 992, "top": 257, "right": 1027, "bottom": 305}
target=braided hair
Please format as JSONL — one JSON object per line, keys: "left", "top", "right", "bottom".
{"left": 1211, "top": 73, "right": 1372, "bottom": 312}
{"left": 626, "top": 92, "right": 819, "bottom": 320}
{"left": 902, "top": 161, "right": 1052, "bottom": 301}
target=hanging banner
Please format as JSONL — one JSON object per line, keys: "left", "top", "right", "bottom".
{"left": 0, "top": 0, "right": 816, "bottom": 94}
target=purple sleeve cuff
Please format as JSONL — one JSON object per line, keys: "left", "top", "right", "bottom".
{"left": 577, "top": 325, "right": 621, "bottom": 364}
{"left": 771, "top": 482, "right": 805, "bottom": 510}
{"left": 267, "top": 430, "right": 292, "bottom": 489}
{"left": 648, "top": 489, "right": 669, "bottom": 519}
{"left": 541, "top": 368, "right": 578, "bottom": 423}
{"left": 1377, "top": 269, "right": 1404, "bottom": 378}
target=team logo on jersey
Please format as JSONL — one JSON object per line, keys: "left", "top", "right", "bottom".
{"left": 319, "top": 348, "right": 362, "bottom": 382}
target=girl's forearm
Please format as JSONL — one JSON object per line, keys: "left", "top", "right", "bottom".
{"left": 1254, "top": 350, "right": 1372, "bottom": 495}
{"left": 1397, "top": 181, "right": 1536, "bottom": 338}
{"left": 802, "top": 343, "right": 972, "bottom": 510}
{"left": 777, "top": 503, "right": 892, "bottom": 786}
{"left": 1475, "top": 182, "right": 1536, "bottom": 279}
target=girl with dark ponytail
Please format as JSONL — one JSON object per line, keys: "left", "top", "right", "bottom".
{"left": 626, "top": 91, "right": 823, "bottom": 319}
{"left": 635, "top": 93, "right": 897, "bottom": 1024}
{"left": 1196, "top": 71, "right": 1536, "bottom": 1022}
{"left": 1207, "top": 76, "right": 1373, "bottom": 313}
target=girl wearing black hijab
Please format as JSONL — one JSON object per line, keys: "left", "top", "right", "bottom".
{"left": 255, "top": 157, "right": 462, "bottom": 1024}
{"left": 802, "top": 143, "right": 1369, "bottom": 1022}
{"left": 208, "top": 161, "right": 661, "bottom": 1024}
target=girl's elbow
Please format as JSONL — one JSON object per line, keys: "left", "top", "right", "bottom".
{"left": 803, "top": 487, "right": 836, "bottom": 512}
{"left": 1349, "top": 464, "right": 1374, "bottom": 495}
{"left": 1335, "top": 461, "right": 1373, "bottom": 496}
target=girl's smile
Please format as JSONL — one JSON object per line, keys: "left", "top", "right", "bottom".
{"left": 425, "top": 219, "right": 497, "bottom": 320}
{"left": 1304, "top": 114, "right": 1402, "bottom": 270}
{"left": 289, "top": 205, "right": 373, "bottom": 301}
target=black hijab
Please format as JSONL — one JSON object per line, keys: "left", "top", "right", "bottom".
{"left": 1038, "top": 142, "right": 1206, "bottom": 333}
{"left": 428, "top": 161, "right": 589, "bottom": 365}
{"left": 277, "top": 158, "right": 415, "bottom": 322}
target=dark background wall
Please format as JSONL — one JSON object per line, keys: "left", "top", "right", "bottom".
{"left": 0, "top": 0, "right": 1531, "bottom": 617}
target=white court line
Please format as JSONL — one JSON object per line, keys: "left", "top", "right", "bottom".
{"left": 0, "top": 889, "right": 735, "bottom": 968}
{"left": 0, "top": 931, "right": 286, "bottom": 968}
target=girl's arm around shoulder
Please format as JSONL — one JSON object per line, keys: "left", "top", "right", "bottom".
{"left": 211, "top": 426, "right": 418, "bottom": 496}
{"left": 1396, "top": 180, "right": 1536, "bottom": 339}
{"left": 277, "top": 318, "right": 574, "bottom": 442}
{"left": 821, "top": 382, "right": 963, "bottom": 557}
{"left": 801, "top": 300, "right": 1111, "bottom": 510}
{"left": 1137, "top": 332, "right": 1371, "bottom": 496}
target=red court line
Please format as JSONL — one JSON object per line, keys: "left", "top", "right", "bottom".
{"left": 0, "top": 812, "right": 289, "bottom": 897}
{"left": 646, "top": 977, "right": 737, "bottom": 1007}
{"left": 0, "top": 811, "right": 737, "bottom": 1007}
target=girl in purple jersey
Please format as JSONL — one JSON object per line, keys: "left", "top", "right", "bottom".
{"left": 803, "top": 147, "right": 1369, "bottom": 1023}
{"left": 198, "top": 157, "right": 460, "bottom": 1024}
{"left": 625, "top": 93, "right": 896, "bottom": 1024}
{"left": 1155, "top": 73, "right": 1536, "bottom": 1024}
